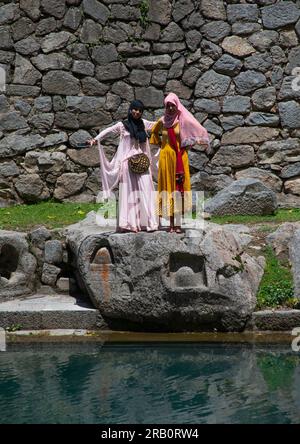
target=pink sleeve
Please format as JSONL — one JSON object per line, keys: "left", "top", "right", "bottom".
{"left": 143, "top": 119, "right": 157, "bottom": 131}
{"left": 95, "top": 122, "right": 122, "bottom": 141}
{"left": 96, "top": 122, "right": 123, "bottom": 199}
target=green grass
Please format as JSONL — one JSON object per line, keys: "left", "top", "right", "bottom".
{"left": 255, "top": 224, "right": 278, "bottom": 234}
{"left": 0, "top": 201, "right": 102, "bottom": 231}
{"left": 256, "top": 245, "right": 296, "bottom": 310}
{"left": 2, "top": 204, "right": 300, "bottom": 232}
{"left": 211, "top": 208, "right": 300, "bottom": 225}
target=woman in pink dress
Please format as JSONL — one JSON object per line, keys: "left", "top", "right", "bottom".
{"left": 88, "top": 100, "right": 158, "bottom": 232}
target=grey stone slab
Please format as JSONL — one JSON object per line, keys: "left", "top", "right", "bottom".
{"left": 278, "top": 76, "right": 300, "bottom": 100}
{"left": 135, "top": 86, "right": 164, "bottom": 108}
{"left": 14, "top": 54, "right": 41, "bottom": 85}
{"left": 236, "top": 167, "right": 282, "bottom": 192}
{"left": 213, "top": 54, "right": 242, "bottom": 76}
{"left": 64, "top": 6, "right": 82, "bottom": 31}
{"left": 252, "top": 87, "right": 276, "bottom": 111}
{"left": 261, "top": 2, "right": 300, "bottom": 29}
{"left": 91, "top": 44, "right": 118, "bottom": 65}
{"left": 12, "top": 17, "right": 36, "bottom": 42}
{"left": 95, "top": 62, "right": 129, "bottom": 81}
{"left": 205, "top": 178, "right": 277, "bottom": 216}
{"left": 201, "top": 21, "right": 231, "bottom": 43}
{"left": 212, "top": 145, "right": 255, "bottom": 169}
{"left": 35, "top": 17, "right": 56, "bottom": 37}
{"left": 42, "top": 70, "right": 80, "bottom": 95}
{"left": 82, "top": 0, "right": 109, "bottom": 25}
{"left": 278, "top": 101, "right": 300, "bottom": 129}
{"left": 0, "top": 230, "right": 37, "bottom": 300}
{"left": 248, "top": 30, "right": 279, "bottom": 51}
{"left": 148, "top": 0, "right": 172, "bottom": 25}
{"left": 195, "top": 70, "right": 231, "bottom": 98}
{"left": 250, "top": 310, "right": 300, "bottom": 331}
{"left": 0, "top": 295, "right": 101, "bottom": 330}
{"left": 234, "top": 70, "right": 267, "bottom": 95}
{"left": 200, "top": 0, "right": 226, "bottom": 20}
{"left": 219, "top": 115, "right": 244, "bottom": 131}
{"left": 172, "top": 0, "right": 194, "bottom": 22}
{"left": 222, "top": 96, "right": 251, "bottom": 114}
{"left": 245, "top": 112, "right": 279, "bottom": 127}
{"left": 20, "top": 0, "right": 41, "bottom": 21}
{"left": 0, "top": 2, "right": 20, "bottom": 25}
{"left": 227, "top": 4, "right": 259, "bottom": 24}
{"left": 221, "top": 127, "right": 279, "bottom": 145}
{"left": 232, "top": 22, "right": 261, "bottom": 36}
{"left": 258, "top": 138, "right": 300, "bottom": 164}
{"left": 290, "top": 229, "right": 300, "bottom": 299}
{"left": 186, "top": 30, "right": 202, "bottom": 52}
{"left": 111, "top": 4, "right": 140, "bottom": 21}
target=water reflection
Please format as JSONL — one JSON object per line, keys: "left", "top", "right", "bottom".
{"left": 0, "top": 343, "right": 300, "bottom": 424}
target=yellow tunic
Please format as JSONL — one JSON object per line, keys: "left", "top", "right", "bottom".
{"left": 150, "top": 119, "right": 191, "bottom": 217}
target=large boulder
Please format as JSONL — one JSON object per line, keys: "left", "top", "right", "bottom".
{"left": 66, "top": 213, "right": 264, "bottom": 332}
{"left": 0, "top": 231, "right": 37, "bottom": 300}
{"left": 266, "top": 223, "right": 300, "bottom": 300}
{"left": 235, "top": 167, "right": 282, "bottom": 193}
{"left": 205, "top": 178, "right": 277, "bottom": 216}
{"left": 289, "top": 228, "right": 300, "bottom": 300}
{"left": 267, "top": 222, "right": 300, "bottom": 259}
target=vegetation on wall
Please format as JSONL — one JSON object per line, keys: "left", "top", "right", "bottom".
{"left": 256, "top": 246, "right": 296, "bottom": 309}
{"left": 139, "top": 0, "right": 150, "bottom": 29}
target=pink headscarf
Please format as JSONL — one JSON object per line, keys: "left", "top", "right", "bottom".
{"left": 162, "top": 93, "right": 210, "bottom": 148}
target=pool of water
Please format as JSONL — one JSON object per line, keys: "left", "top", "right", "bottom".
{"left": 1, "top": 342, "right": 300, "bottom": 424}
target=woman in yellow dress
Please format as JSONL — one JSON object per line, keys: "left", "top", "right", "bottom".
{"left": 150, "top": 93, "right": 210, "bottom": 233}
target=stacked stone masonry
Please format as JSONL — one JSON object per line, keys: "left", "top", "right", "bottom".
{"left": 0, "top": 226, "right": 73, "bottom": 299}
{"left": 1, "top": 0, "right": 300, "bottom": 206}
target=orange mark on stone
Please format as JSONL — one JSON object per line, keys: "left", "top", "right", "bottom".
{"left": 100, "top": 262, "right": 111, "bottom": 303}
{"left": 94, "top": 248, "right": 111, "bottom": 265}
{"left": 92, "top": 248, "right": 112, "bottom": 303}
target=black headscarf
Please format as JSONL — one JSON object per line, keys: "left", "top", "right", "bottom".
{"left": 123, "top": 100, "right": 147, "bottom": 143}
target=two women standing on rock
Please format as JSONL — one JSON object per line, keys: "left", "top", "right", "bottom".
{"left": 89, "top": 94, "right": 209, "bottom": 233}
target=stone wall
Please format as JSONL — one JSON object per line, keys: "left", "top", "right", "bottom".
{"left": 1, "top": 0, "right": 300, "bottom": 207}
{"left": 0, "top": 226, "right": 74, "bottom": 299}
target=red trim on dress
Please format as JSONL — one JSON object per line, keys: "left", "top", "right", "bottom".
{"left": 167, "top": 127, "right": 185, "bottom": 194}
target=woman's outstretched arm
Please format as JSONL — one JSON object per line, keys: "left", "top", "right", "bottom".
{"left": 88, "top": 122, "right": 122, "bottom": 145}
{"left": 149, "top": 119, "right": 162, "bottom": 146}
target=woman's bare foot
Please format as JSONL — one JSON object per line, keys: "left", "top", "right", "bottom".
{"left": 167, "top": 227, "right": 175, "bottom": 233}
{"left": 87, "top": 138, "right": 96, "bottom": 146}
{"left": 117, "top": 227, "right": 138, "bottom": 233}
{"left": 175, "top": 227, "right": 182, "bottom": 234}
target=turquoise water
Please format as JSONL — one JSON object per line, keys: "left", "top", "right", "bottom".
{"left": 0, "top": 343, "right": 300, "bottom": 424}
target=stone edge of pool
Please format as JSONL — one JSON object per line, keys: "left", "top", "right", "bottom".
{"left": 5, "top": 329, "right": 295, "bottom": 345}
{"left": 1, "top": 295, "right": 300, "bottom": 332}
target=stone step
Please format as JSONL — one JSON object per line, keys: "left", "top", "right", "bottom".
{"left": 248, "top": 310, "right": 300, "bottom": 331}
{"left": 0, "top": 294, "right": 101, "bottom": 330}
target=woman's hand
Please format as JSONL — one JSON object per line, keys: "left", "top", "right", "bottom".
{"left": 199, "top": 142, "right": 209, "bottom": 149}
{"left": 87, "top": 138, "right": 96, "bottom": 146}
